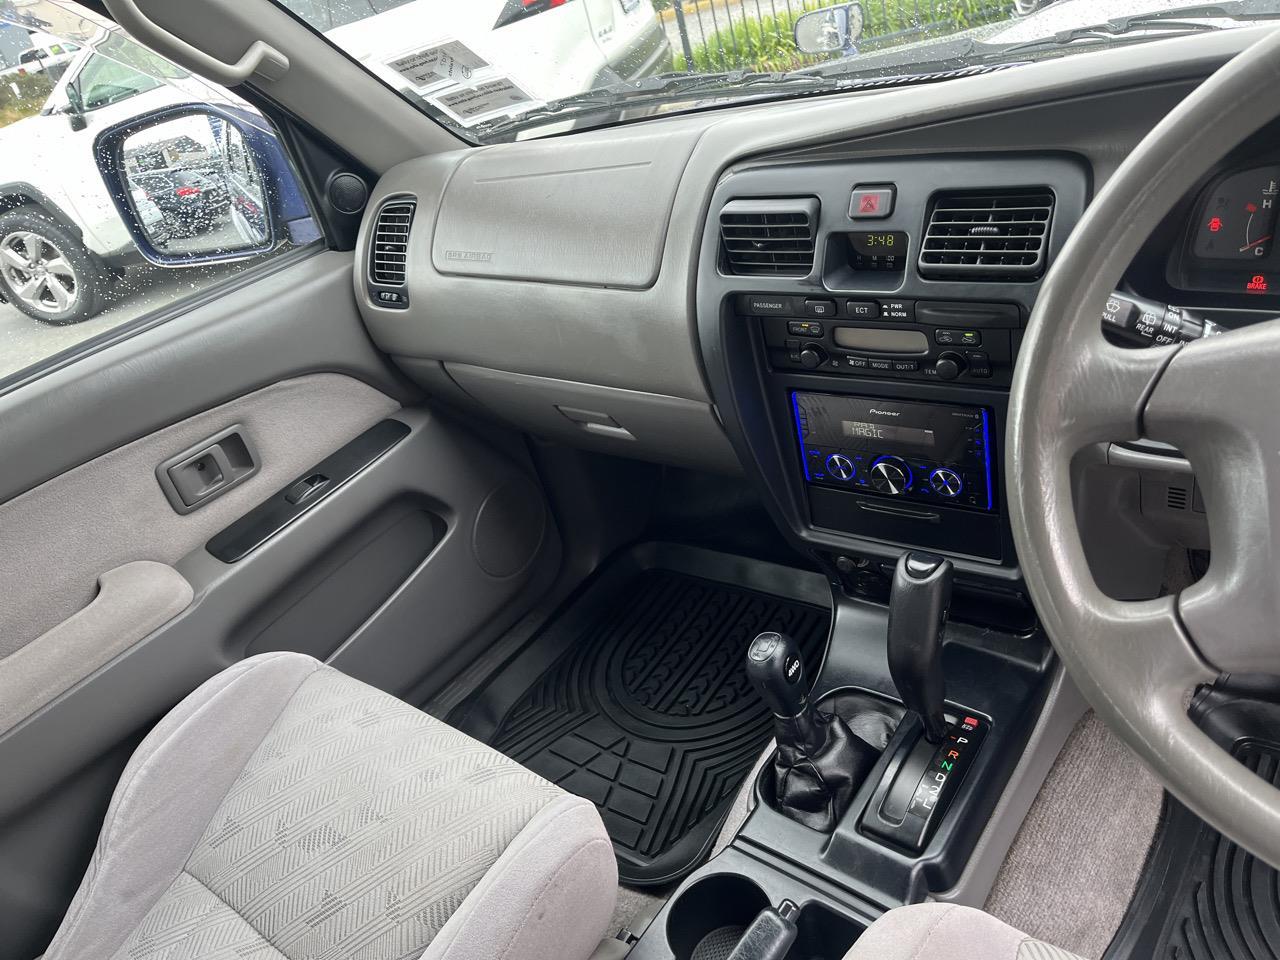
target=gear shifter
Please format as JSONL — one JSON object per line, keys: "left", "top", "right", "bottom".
{"left": 887, "top": 552, "right": 953, "bottom": 743}
{"left": 746, "top": 632, "right": 879, "bottom": 832}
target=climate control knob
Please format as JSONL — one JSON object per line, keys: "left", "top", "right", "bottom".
{"left": 799, "top": 344, "right": 829, "bottom": 369}
{"left": 825, "top": 453, "right": 855, "bottom": 481}
{"left": 929, "top": 467, "right": 964, "bottom": 498}
{"left": 869, "top": 456, "right": 911, "bottom": 495}
{"left": 934, "top": 351, "right": 967, "bottom": 381}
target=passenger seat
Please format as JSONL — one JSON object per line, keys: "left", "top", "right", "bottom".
{"left": 41, "top": 652, "right": 617, "bottom": 960}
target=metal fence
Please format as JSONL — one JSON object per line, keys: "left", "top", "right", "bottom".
{"left": 661, "top": 0, "right": 1011, "bottom": 71}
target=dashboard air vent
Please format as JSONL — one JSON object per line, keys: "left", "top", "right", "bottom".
{"left": 370, "top": 198, "right": 416, "bottom": 287}
{"left": 919, "top": 190, "right": 1054, "bottom": 280}
{"left": 719, "top": 198, "right": 819, "bottom": 277}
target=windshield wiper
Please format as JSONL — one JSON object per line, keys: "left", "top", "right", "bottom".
{"left": 998, "top": 1, "right": 1280, "bottom": 55}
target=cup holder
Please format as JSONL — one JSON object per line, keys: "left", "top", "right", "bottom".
{"left": 667, "top": 874, "right": 769, "bottom": 960}
{"left": 790, "top": 902, "right": 863, "bottom": 960}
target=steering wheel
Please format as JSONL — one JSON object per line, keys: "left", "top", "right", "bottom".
{"left": 1008, "top": 28, "right": 1280, "bottom": 867}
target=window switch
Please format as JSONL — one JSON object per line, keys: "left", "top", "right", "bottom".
{"left": 284, "top": 473, "right": 331, "bottom": 505}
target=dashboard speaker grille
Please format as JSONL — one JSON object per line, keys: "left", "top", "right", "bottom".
{"left": 919, "top": 189, "right": 1054, "bottom": 279}
{"left": 719, "top": 197, "right": 819, "bottom": 276}
{"left": 370, "top": 199, "right": 416, "bottom": 286}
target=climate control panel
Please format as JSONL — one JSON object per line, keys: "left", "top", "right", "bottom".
{"left": 794, "top": 392, "right": 995, "bottom": 513}
{"left": 746, "top": 294, "right": 1018, "bottom": 386}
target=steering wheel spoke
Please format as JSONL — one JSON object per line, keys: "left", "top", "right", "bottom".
{"left": 1145, "top": 318, "right": 1280, "bottom": 676}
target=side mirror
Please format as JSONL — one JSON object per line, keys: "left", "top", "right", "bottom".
{"left": 794, "top": 3, "right": 866, "bottom": 55}
{"left": 67, "top": 110, "right": 87, "bottom": 132}
{"left": 94, "top": 104, "right": 298, "bottom": 266}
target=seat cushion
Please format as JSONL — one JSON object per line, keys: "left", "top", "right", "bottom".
{"left": 845, "top": 904, "right": 1087, "bottom": 960}
{"left": 43, "top": 652, "right": 617, "bottom": 960}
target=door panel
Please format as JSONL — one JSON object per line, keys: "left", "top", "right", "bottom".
{"left": 0, "top": 249, "right": 561, "bottom": 958}
{"left": 0, "top": 371, "right": 399, "bottom": 655}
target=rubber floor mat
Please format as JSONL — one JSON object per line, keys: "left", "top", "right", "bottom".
{"left": 487, "top": 568, "right": 830, "bottom": 885}
{"left": 1107, "top": 740, "right": 1280, "bottom": 959}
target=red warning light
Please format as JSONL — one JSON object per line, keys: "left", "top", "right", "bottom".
{"left": 1208, "top": 216, "right": 1223, "bottom": 233}
{"left": 1247, "top": 202, "right": 1259, "bottom": 213}
{"left": 1247, "top": 274, "right": 1269, "bottom": 292}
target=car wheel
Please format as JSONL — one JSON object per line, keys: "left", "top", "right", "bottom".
{"left": 0, "top": 208, "right": 107, "bottom": 325}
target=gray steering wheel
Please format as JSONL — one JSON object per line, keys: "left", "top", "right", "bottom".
{"left": 1008, "top": 29, "right": 1280, "bottom": 867}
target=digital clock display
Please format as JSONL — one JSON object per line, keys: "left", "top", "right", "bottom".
{"left": 850, "top": 231, "right": 908, "bottom": 256}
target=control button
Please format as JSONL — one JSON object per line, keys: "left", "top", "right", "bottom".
{"left": 965, "top": 351, "right": 992, "bottom": 378}
{"left": 826, "top": 453, "right": 856, "bottom": 481}
{"left": 799, "top": 344, "right": 829, "bottom": 369}
{"left": 934, "top": 329, "right": 981, "bottom": 346}
{"left": 934, "top": 351, "right": 967, "bottom": 380}
{"left": 785, "top": 338, "right": 801, "bottom": 363}
{"left": 787, "top": 320, "right": 824, "bottom": 337}
{"left": 870, "top": 456, "right": 911, "bottom": 495}
{"left": 804, "top": 299, "right": 837, "bottom": 318}
{"left": 845, "top": 355, "right": 869, "bottom": 369}
{"left": 1101, "top": 295, "right": 1138, "bottom": 331}
{"left": 892, "top": 360, "right": 919, "bottom": 372}
{"left": 849, "top": 184, "right": 896, "bottom": 219}
{"left": 929, "top": 468, "right": 964, "bottom": 498}
{"left": 867, "top": 358, "right": 893, "bottom": 371}
{"left": 879, "top": 299, "right": 915, "bottom": 322}
{"left": 847, "top": 300, "right": 880, "bottom": 319}
{"left": 744, "top": 295, "right": 792, "bottom": 315}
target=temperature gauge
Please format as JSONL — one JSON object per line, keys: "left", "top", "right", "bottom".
{"left": 1193, "top": 165, "right": 1280, "bottom": 261}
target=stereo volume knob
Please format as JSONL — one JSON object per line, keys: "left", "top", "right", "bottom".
{"left": 934, "top": 351, "right": 967, "bottom": 380}
{"left": 799, "top": 344, "right": 829, "bottom": 369}
{"left": 870, "top": 456, "right": 911, "bottom": 495}
{"left": 826, "top": 453, "right": 855, "bottom": 481}
{"left": 929, "top": 467, "right": 964, "bottom": 498}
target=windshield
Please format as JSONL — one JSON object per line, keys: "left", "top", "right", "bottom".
{"left": 272, "top": 0, "right": 1279, "bottom": 143}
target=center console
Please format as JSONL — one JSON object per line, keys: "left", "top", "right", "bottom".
{"left": 619, "top": 154, "right": 1086, "bottom": 958}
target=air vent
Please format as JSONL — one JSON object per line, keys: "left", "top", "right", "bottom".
{"left": 1167, "top": 485, "right": 1190, "bottom": 511}
{"left": 719, "top": 198, "right": 819, "bottom": 277}
{"left": 370, "top": 198, "right": 416, "bottom": 287}
{"left": 919, "top": 190, "right": 1054, "bottom": 280}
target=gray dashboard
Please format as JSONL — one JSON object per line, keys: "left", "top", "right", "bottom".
{"left": 352, "top": 27, "right": 1265, "bottom": 580}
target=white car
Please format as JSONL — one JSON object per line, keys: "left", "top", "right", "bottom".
{"left": 281, "top": 0, "right": 670, "bottom": 130}
{"left": 0, "top": 27, "right": 240, "bottom": 324}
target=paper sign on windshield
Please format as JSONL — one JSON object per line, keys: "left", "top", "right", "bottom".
{"left": 388, "top": 41, "right": 489, "bottom": 90}
{"left": 432, "top": 78, "right": 534, "bottom": 124}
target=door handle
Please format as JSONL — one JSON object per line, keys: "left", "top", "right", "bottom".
{"left": 156, "top": 424, "right": 259, "bottom": 514}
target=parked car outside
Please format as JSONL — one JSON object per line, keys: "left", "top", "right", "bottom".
{"left": 0, "top": 32, "right": 80, "bottom": 81}
{"left": 0, "top": 24, "right": 243, "bottom": 324}
{"left": 279, "top": 0, "right": 671, "bottom": 131}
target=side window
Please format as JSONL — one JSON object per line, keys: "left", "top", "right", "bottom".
{"left": 0, "top": 1, "right": 319, "bottom": 386}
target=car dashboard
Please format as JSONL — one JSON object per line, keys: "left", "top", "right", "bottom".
{"left": 352, "top": 26, "right": 1275, "bottom": 597}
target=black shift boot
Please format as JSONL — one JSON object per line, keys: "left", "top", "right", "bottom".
{"left": 746, "top": 631, "right": 881, "bottom": 832}
{"left": 771, "top": 710, "right": 880, "bottom": 832}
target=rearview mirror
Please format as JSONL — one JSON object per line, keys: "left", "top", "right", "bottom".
{"left": 94, "top": 105, "right": 301, "bottom": 266}
{"left": 794, "top": 3, "right": 866, "bottom": 55}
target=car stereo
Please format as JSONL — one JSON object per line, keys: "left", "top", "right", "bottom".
{"left": 792, "top": 392, "right": 995, "bottom": 512}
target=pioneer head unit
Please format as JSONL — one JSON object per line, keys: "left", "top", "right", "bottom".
{"left": 792, "top": 392, "right": 995, "bottom": 512}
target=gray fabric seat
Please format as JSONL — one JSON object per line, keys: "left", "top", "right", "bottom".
{"left": 845, "top": 904, "right": 1087, "bottom": 960}
{"left": 42, "top": 651, "right": 618, "bottom": 960}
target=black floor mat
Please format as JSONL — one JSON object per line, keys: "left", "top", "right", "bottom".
{"left": 1106, "top": 740, "right": 1280, "bottom": 959}
{"left": 478, "top": 562, "right": 830, "bottom": 885}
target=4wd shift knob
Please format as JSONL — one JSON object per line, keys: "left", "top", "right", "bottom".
{"left": 746, "top": 631, "right": 810, "bottom": 720}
